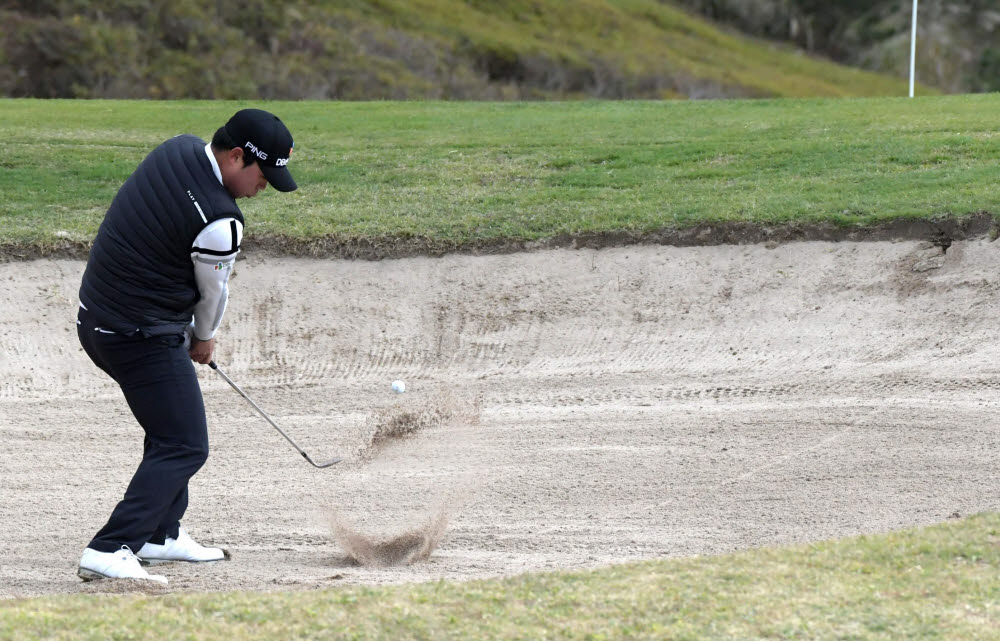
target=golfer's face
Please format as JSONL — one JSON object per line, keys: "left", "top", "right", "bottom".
{"left": 232, "top": 161, "right": 268, "bottom": 198}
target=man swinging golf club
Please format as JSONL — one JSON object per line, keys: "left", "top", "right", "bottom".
{"left": 75, "top": 109, "right": 297, "bottom": 584}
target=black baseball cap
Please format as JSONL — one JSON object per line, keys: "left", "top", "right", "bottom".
{"left": 224, "top": 108, "right": 297, "bottom": 192}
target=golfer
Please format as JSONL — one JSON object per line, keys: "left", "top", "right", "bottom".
{"left": 75, "top": 109, "right": 297, "bottom": 584}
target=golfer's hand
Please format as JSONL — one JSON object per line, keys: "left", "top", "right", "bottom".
{"left": 189, "top": 337, "right": 215, "bottom": 364}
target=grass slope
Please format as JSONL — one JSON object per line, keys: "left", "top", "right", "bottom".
{"left": 2, "top": 514, "right": 997, "bottom": 640}
{"left": 2, "top": 94, "right": 996, "bottom": 255}
{"left": 335, "top": 0, "right": 919, "bottom": 98}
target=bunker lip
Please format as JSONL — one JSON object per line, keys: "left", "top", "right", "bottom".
{"left": 1, "top": 211, "right": 994, "bottom": 263}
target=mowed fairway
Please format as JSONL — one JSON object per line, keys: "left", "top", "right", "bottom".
{"left": 1, "top": 99, "right": 999, "bottom": 638}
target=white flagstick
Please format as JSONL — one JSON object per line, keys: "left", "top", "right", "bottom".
{"left": 910, "top": 0, "right": 919, "bottom": 97}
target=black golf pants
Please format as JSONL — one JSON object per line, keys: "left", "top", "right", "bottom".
{"left": 77, "top": 306, "right": 208, "bottom": 554}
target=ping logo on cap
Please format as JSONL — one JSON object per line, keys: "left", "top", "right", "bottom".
{"left": 244, "top": 141, "right": 268, "bottom": 161}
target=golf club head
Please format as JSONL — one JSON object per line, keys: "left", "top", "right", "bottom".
{"left": 302, "top": 451, "right": 342, "bottom": 468}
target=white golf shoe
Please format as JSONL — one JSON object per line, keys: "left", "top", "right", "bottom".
{"left": 138, "top": 526, "right": 226, "bottom": 564}
{"left": 77, "top": 546, "right": 168, "bottom": 584}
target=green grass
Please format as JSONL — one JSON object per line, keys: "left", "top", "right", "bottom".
{"left": 1, "top": 95, "right": 997, "bottom": 254}
{"left": 3, "top": 514, "right": 998, "bottom": 640}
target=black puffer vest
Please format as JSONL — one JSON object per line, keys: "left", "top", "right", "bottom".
{"left": 79, "top": 135, "right": 244, "bottom": 337}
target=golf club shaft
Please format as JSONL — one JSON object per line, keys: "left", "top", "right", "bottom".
{"left": 208, "top": 361, "right": 340, "bottom": 467}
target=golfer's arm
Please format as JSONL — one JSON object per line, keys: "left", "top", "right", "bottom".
{"left": 191, "top": 218, "right": 243, "bottom": 341}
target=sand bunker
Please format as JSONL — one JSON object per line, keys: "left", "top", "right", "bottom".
{"left": 328, "top": 508, "right": 452, "bottom": 567}
{"left": 330, "top": 391, "right": 481, "bottom": 566}
{"left": 357, "top": 389, "right": 481, "bottom": 459}
{"left": 77, "top": 579, "right": 170, "bottom": 596}
{"left": 2, "top": 241, "right": 999, "bottom": 597}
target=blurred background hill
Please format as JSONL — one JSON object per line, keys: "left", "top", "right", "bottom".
{"left": 1, "top": 0, "right": 981, "bottom": 100}
{"left": 678, "top": 0, "right": 1000, "bottom": 94}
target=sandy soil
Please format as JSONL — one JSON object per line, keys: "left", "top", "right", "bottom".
{"left": 1, "top": 240, "right": 998, "bottom": 598}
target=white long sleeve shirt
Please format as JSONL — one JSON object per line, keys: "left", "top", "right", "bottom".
{"left": 190, "top": 143, "right": 242, "bottom": 341}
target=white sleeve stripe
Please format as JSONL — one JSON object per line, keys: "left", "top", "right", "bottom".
{"left": 193, "top": 200, "right": 207, "bottom": 224}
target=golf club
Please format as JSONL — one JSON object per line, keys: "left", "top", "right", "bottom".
{"left": 208, "top": 361, "right": 341, "bottom": 468}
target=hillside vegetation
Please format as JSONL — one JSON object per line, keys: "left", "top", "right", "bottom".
{"left": 0, "top": 0, "right": 919, "bottom": 100}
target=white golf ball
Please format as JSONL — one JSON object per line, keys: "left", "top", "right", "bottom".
{"left": 391, "top": 380, "right": 406, "bottom": 394}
